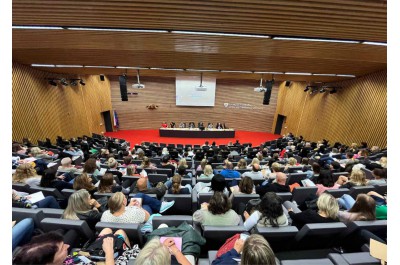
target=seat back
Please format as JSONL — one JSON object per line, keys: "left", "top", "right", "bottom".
{"left": 61, "top": 188, "right": 76, "bottom": 199}
{"left": 95, "top": 222, "right": 144, "bottom": 247}
{"left": 373, "top": 183, "right": 387, "bottom": 195}
{"left": 276, "top": 192, "right": 293, "bottom": 202}
{"left": 41, "top": 208, "right": 65, "bottom": 219}
{"left": 294, "top": 222, "right": 347, "bottom": 250}
{"left": 280, "top": 259, "right": 334, "bottom": 265}
{"left": 12, "top": 183, "right": 31, "bottom": 193}
{"left": 332, "top": 172, "right": 349, "bottom": 182}
{"left": 255, "top": 226, "right": 298, "bottom": 252}
{"left": 361, "top": 168, "right": 375, "bottom": 180}
{"left": 231, "top": 193, "right": 260, "bottom": 213}
{"left": 198, "top": 193, "right": 214, "bottom": 205}
{"left": 148, "top": 174, "right": 168, "bottom": 184}
{"left": 93, "top": 192, "right": 114, "bottom": 200}
{"left": 202, "top": 225, "right": 246, "bottom": 251}
{"left": 349, "top": 186, "right": 376, "bottom": 199}
{"left": 155, "top": 168, "right": 172, "bottom": 176}
{"left": 288, "top": 166, "right": 304, "bottom": 173}
{"left": 328, "top": 252, "right": 381, "bottom": 265}
{"left": 291, "top": 187, "right": 318, "bottom": 205}
{"left": 152, "top": 215, "right": 193, "bottom": 229}
{"left": 12, "top": 207, "right": 45, "bottom": 228}
{"left": 29, "top": 186, "right": 65, "bottom": 200}
{"left": 40, "top": 217, "right": 94, "bottom": 239}
{"left": 286, "top": 173, "right": 307, "bottom": 186}
{"left": 325, "top": 188, "right": 350, "bottom": 198}
{"left": 344, "top": 220, "right": 387, "bottom": 240}
{"left": 162, "top": 194, "right": 193, "bottom": 215}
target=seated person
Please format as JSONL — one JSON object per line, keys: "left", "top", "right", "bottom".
{"left": 336, "top": 168, "right": 368, "bottom": 189}
{"left": 188, "top": 122, "right": 195, "bottom": 129}
{"left": 83, "top": 158, "right": 102, "bottom": 181}
{"left": 243, "top": 192, "right": 288, "bottom": 231}
{"left": 215, "top": 122, "right": 224, "bottom": 129}
{"left": 194, "top": 174, "right": 230, "bottom": 196}
{"left": 135, "top": 237, "right": 191, "bottom": 265}
{"left": 98, "top": 173, "right": 130, "bottom": 195}
{"left": 160, "top": 155, "right": 177, "bottom": 178}
{"left": 12, "top": 163, "right": 42, "bottom": 187}
{"left": 234, "top": 159, "right": 247, "bottom": 170}
{"left": 177, "top": 165, "right": 192, "bottom": 179}
{"left": 62, "top": 189, "right": 106, "bottom": 230}
{"left": 242, "top": 163, "right": 263, "bottom": 179}
{"left": 207, "top": 122, "right": 213, "bottom": 129}
{"left": 161, "top": 121, "right": 168, "bottom": 128}
{"left": 12, "top": 189, "right": 61, "bottom": 209}
{"left": 139, "top": 156, "right": 158, "bottom": 170}
{"left": 256, "top": 172, "right": 290, "bottom": 197}
{"left": 219, "top": 161, "right": 241, "bottom": 179}
{"left": 367, "top": 168, "right": 387, "bottom": 185}
{"left": 193, "top": 192, "right": 241, "bottom": 226}
{"left": 212, "top": 234, "right": 276, "bottom": 265}
{"left": 170, "top": 121, "right": 176, "bottom": 128}
{"left": 337, "top": 194, "right": 376, "bottom": 224}
{"left": 58, "top": 157, "right": 82, "bottom": 176}
{"left": 367, "top": 191, "right": 387, "bottom": 220}
{"left": 179, "top": 122, "right": 186, "bottom": 128}
{"left": 63, "top": 145, "right": 84, "bottom": 158}
{"left": 198, "top": 121, "right": 205, "bottom": 131}
{"left": 12, "top": 218, "right": 34, "bottom": 251}
{"left": 285, "top": 193, "right": 339, "bottom": 230}
{"left": 73, "top": 173, "right": 98, "bottom": 196}
{"left": 100, "top": 192, "right": 174, "bottom": 223}
{"left": 198, "top": 164, "right": 214, "bottom": 179}
{"left": 40, "top": 170, "right": 73, "bottom": 191}
{"left": 167, "top": 175, "right": 192, "bottom": 194}
{"left": 314, "top": 170, "right": 340, "bottom": 196}
{"left": 131, "top": 177, "right": 167, "bottom": 200}
{"left": 105, "top": 157, "right": 124, "bottom": 183}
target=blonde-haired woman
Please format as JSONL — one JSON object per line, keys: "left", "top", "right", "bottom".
{"left": 178, "top": 158, "right": 189, "bottom": 169}
{"left": 168, "top": 175, "right": 191, "bottom": 194}
{"left": 62, "top": 189, "right": 105, "bottom": 230}
{"left": 285, "top": 192, "right": 339, "bottom": 230}
{"left": 196, "top": 158, "right": 207, "bottom": 171}
{"left": 247, "top": 158, "right": 260, "bottom": 169}
{"left": 135, "top": 237, "right": 191, "bottom": 265}
{"left": 12, "top": 163, "right": 41, "bottom": 187}
{"left": 234, "top": 159, "right": 247, "bottom": 170}
{"left": 198, "top": 165, "right": 214, "bottom": 179}
{"left": 336, "top": 168, "right": 368, "bottom": 189}
{"left": 105, "top": 157, "right": 123, "bottom": 183}
{"left": 140, "top": 156, "right": 157, "bottom": 170}
{"left": 100, "top": 192, "right": 150, "bottom": 224}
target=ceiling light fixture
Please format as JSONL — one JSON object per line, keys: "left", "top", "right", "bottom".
{"left": 60, "top": 78, "right": 69, "bottom": 86}
{"left": 12, "top": 26, "right": 64, "bottom": 30}
{"left": 171, "top": 30, "right": 270, "bottom": 38}
{"left": 254, "top": 71, "right": 284, "bottom": 75}
{"left": 66, "top": 27, "right": 168, "bottom": 33}
{"left": 48, "top": 80, "right": 57, "bottom": 86}
{"left": 273, "top": 36, "right": 360, "bottom": 44}
{"left": 254, "top": 74, "right": 266, "bottom": 92}
{"left": 31, "top": 64, "right": 55, "bottom": 67}
{"left": 361, "top": 41, "right": 387, "bottom": 46}
{"left": 84, "top": 66, "right": 115, "bottom": 68}
{"left": 56, "top": 65, "right": 83, "bottom": 68}
{"left": 149, "top": 68, "right": 184, "bottom": 71}
{"left": 285, "top": 72, "right": 312, "bottom": 75}
{"left": 79, "top": 79, "right": 86, "bottom": 86}
{"left": 186, "top": 69, "right": 219, "bottom": 72}
{"left": 336, "top": 74, "right": 356, "bottom": 77}
{"left": 312, "top": 74, "right": 337, "bottom": 76}
{"left": 221, "top": 70, "right": 253, "bottom": 73}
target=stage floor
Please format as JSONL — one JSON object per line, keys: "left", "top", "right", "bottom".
{"left": 104, "top": 129, "right": 281, "bottom": 146}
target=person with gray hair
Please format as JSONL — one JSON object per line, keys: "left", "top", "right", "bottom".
{"left": 135, "top": 237, "right": 191, "bottom": 265}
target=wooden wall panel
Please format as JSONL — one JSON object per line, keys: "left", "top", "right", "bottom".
{"left": 273, "top": 70, "right": 387, "bottom": 148}
{"left": 110, "top": 76, "right": 278, "bottom": 132}
{"left": 12, "top": 62, "right": 112, "bottom": 143}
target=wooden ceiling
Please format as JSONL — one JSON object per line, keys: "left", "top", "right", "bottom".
{"left": 12, "top": 0, "right": 387, "bottom": 82}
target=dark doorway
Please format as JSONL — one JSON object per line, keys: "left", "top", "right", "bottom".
{"left": 274, "top": 114, "right": 286, "bottom": 135}
{"left": 102, "top": 111, "right": 113, "bottom": 132}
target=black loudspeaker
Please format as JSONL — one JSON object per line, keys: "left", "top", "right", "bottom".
{"left": 119, "top": 75, "right": 128, "bottom": 101}
{"left": 263, "top": 80, "right": 274, "bottom": 105}
{"left": 100, "top": 74, "right": 105, "bottom": 81}
{"left": 285, "top": 81, "right": 291, "bottom": 87}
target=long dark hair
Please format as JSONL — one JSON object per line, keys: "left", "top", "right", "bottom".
{"left": 348, "top": 194, "right": 376, "bottom": 221}
{"left": 40, "top": 170, "right": 57, "bottom": 188}
{"left": 316, "top": 170, "right": 335, "bottom": 187}
{"left": 259, "top": 192, "right": 284, "bottom": 227}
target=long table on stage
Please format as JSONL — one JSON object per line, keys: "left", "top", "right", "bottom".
{"left": 159, "top": 128, "right": 235, "bottom": 138}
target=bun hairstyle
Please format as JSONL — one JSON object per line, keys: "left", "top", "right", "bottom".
{"left": 107, "top": 157, "right": 118, "bottom": 168}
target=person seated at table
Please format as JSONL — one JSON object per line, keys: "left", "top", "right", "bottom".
{"left": 198, "top": 121, "right": 205, "bottom": 131}
{"left": 215, "top": 122, "right": 223, "bottom": 129}
{"left": 188, "top": 122, "right": 195, "bottom": 129}
{"left": 161, "top": 121, "right": 168, "bottom": 128}
{"left": 170, "top": 121, "right": 176, "bottom": 128}
{"left": 207, "top": 122, "right": 213, "bottom": 129}
{"left": 179, "top": 122, "right": 186, "bottom": 128}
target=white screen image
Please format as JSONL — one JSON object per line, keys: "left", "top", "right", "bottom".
{"left": 175, "top": 75, "right": 216, "bottom": 106}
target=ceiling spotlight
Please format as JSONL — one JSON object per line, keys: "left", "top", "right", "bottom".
{"left": 79, "top": 79, "right": 86, "bottom": 86}
{"left": 60, "top": 78, "right": 69, "bottom": 86}
{"left": 319, "top": 88, "right": 326, "bottom": 93}
{"left": 70, "top": 80, "right": 78, "bottom": 86}
{"left": 48, "top": 80, "right": 57, "bottom": 86}
{"left": 304, "top": 87, "right": 310, "bottom": 92}
{"left": 330, "top": 88, "right": 337, "bottom": 94}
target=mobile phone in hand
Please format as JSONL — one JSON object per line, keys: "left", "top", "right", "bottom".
{"left": 240, "top": 233, "right": 249, "bottom": 241}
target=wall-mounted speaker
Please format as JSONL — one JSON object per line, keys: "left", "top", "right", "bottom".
{"left": 285, "top": 81, "right": 291, "bottom": 87}
{"left": 263, "top": 80, "right": 274, "bottom": 105}
{"left": 119, "top": 75, "right": 128, "bottom": 101}
{"left": 100, "top": 74, "right": 105, "bottom": 81}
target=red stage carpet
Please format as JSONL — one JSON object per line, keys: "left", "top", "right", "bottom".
{"left": 104, "top": 129, "right": 281, "bottom": 146}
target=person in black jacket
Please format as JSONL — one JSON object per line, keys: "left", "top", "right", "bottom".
{"left": 285, "top": 193, "right": 339, "bottom": 230}
{"left": 61, "top": 189, "right": 106, "bottom": 230}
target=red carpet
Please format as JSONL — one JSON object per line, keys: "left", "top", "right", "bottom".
{"left": 104, "top": 129, "right": 281, "bottom": 146}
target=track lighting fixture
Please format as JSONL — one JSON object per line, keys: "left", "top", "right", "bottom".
{"left": 46, "top": 78, "right": 86, "bottom": 87}
{"left": 60, "top": 78, "right": 69, "bottom": 86}
{"left": 330, "top": 88, "right": 337, "bottom": 94}
{"left": 48, "top": 80, "right": 57, "bottom": 86}
{"left": 79, "top": 79, "right": 86, "bottom": 86}
{"left": 319, "top": 88, "right": 326, "bottom": 93}
{"left": 70, "top": 80, "right": 78, "bottom": 86}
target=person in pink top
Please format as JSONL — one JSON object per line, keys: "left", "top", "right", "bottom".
{"left": 314, "top": 170, "right": 340, "bottom": 196}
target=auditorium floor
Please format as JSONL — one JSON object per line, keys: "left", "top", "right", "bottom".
{"left": 104, "top": 129, "right": 281, "bottom": 146}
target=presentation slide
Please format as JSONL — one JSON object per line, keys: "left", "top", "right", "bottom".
{"left": 175, "top": 75, "right": 216, "bottom": 106}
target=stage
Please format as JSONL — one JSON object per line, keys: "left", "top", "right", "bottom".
{"left": 104, "top": 129, "right": 281, "bottom": 146}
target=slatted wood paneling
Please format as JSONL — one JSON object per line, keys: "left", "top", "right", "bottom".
{"left": 12, "top": 62, "right": 112, "bottom": 143}
{"left": 273, "top": 70, "right": 387, "bottom": 148}
{"left": 110, "top": 76, "right": 278, "bottom": 132}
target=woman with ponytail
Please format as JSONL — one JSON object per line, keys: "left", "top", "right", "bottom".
{"left": 168, "top": 175, "right": 192, "bottom": 194}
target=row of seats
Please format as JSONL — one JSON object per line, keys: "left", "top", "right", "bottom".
{"left": 12, "top": 207, "right": 386, "bottom": 262}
